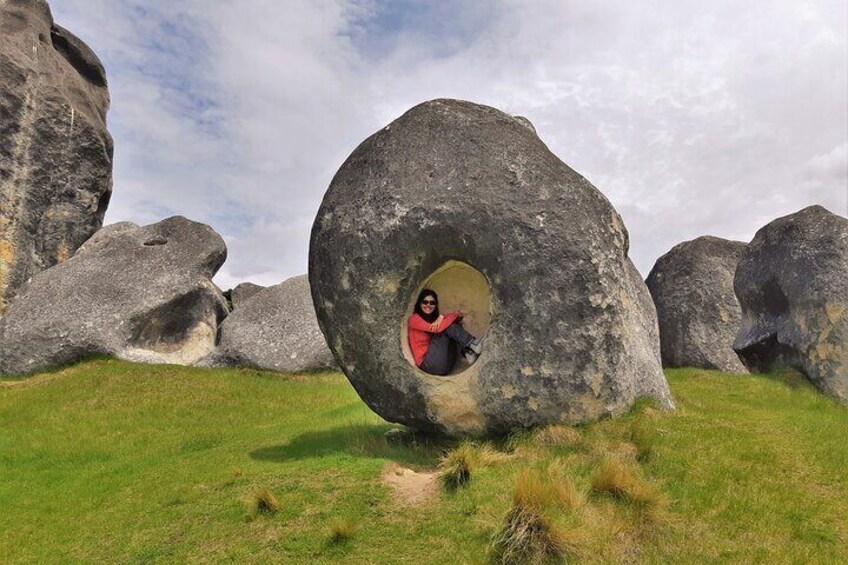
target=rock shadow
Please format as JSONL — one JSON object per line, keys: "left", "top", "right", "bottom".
{"left": 249, "top": 424, "right": 446, "bottom": 468}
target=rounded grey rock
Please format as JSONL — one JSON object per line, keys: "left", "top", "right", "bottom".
{"left": 646, "top": 236, "right": 748, "bottom": 372}
{"left": 231, "top": 282, "right": 265, "bottom": 309}
{"left": 733, "top": 205, "right": 848, "bottom": 402}
{"left": 0, "top": 216, "right": 228, "bottom": 375}
{"left": 200, "top": 274, "right": 335, "bottom": 372}
{"left": 0, "top": 0, "right": 113, "bottom": 314}
{"left": 309, "top": 98, "right": 674, "bottom": 437}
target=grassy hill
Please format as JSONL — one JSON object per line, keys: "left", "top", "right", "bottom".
{"left": 1, "top": 359, "right": 846, "bottom": 563}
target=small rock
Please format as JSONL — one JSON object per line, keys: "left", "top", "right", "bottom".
{"left": 199, "top": 274, "right": 335, "bottom": 373}
{"left": 646, "top": 236, "right": 748, "bottom": 372}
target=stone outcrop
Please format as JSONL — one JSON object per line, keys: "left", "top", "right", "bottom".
{"left": 0, "top": 217, "right": 228, "bottom": 375}
{"left": 734, "top": 205, "right": 848, "bottom": 402}
{"left": 0, "top": 0, "right": 113, "bottom": 314}
{"left": 231, "top": 282, "right": 264, "bottom": 309}
{"left": 200, "top": 274, "right": 335, "bottom": 372}
{"left": 646, "top": 236, "right": 748, "bottom": 372}
{"left": 309, "top": 98, "right": 674, "bottom": 437}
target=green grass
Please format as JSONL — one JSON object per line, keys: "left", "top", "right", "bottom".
{"left": 1, "top": 360, "right": 846, "bottom": 563}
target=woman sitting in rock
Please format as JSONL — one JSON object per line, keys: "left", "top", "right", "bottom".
{"left": 408, "top": 289, "right": 484, "bottom": 376}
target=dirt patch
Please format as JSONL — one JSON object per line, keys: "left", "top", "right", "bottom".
{"left": 381, "top": 463, "right": 439, "bottom": 505}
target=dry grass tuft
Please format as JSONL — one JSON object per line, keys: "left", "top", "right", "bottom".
{"left": 477, "top": 444, "right": 513, "bottom": 465}
{"left": 490, "top": 468, "right": 586, "bottom": 564}
{"left": 327, "top": 518, "right": 356, "bottom": 544}
{"left": 245, "top": 486, "right": 282, "bottom": 517}
{"left": 438, "top": 443, "right": 477, "bottom": 490}
{"left": 546, "top": 460, "right": 584, "bottom": 511}
{"left": 534, "top": 424, "right": 582, "bottom": 447}
{"left": 590, "top": 457, "right": 663, "bottom": 508}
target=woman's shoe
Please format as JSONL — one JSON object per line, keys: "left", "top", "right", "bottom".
{"left": 462, "top": 347, "right": 479, "bottom": 365}
{"left": 467, "top": 337, "right": 484, "bottom": 355}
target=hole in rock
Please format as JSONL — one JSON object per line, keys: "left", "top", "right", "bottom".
{"left": 128, "top": 289, "right": 208, "bottom": 354}
{"left": 143, "top": 238, "right": 167, "bottom": 247}
{"left": 735, "top": 333, "right": 799, "bottom": 374}
{"left": 401, "top": 260, "right": 492, "bottom": 376}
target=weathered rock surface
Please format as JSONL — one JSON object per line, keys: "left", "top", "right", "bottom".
{"left": 646, "top": 236, "right": 748, "bottom": 372}
{"left": 200, "top": 274, "right": 335, "bottom": 372}
{"left": 231, "top": 282, "right": 264, "bottom": 309}
{"left": 0, "top": 216, "right": 227, "bottom": 375}
{"left": 0, "top": 0, "right": 113, "bottom": 314}
{"left": 309, "top": 98, "right": 674, "bottom": 437}
{"left": 733, "top": 205, "right": 848, "bottom": 402}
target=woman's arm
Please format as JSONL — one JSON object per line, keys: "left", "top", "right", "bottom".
{"left": 409, "top": 313, "right": 458, "bottom": 333}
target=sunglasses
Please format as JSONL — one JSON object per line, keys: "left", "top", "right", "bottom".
{"left": 421, "top": 300, "right": 437, "bottom": 306}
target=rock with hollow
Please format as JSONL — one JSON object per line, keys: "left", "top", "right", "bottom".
{"left": 309, "top": 98, "right": 674, "bottom": 437}
{"left": 0, "top": 216, "right": 228, "bottom": 375}
{"left": 199, "top": 274, "right": 335, "bottom": 372}
{"left": 733, "top": 205, "right": 848, "bottom": 403}
{"left": 646, "top": 236, "right": 748, "bottom": 372}
{"left": 0, "top": 0, "right": 113, "bottom": 315}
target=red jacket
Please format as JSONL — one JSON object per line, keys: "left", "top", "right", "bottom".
{"left": 408, "top": 312, "right": 460, "bottom": 367}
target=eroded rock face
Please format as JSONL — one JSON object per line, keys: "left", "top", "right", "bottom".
{"left": 646, "top": 236, "right": 748, "bottom": 372}
{"left": 734, "top": 206, "right": 848, "bottom": 402}
{"left": 200, "top": 274, "right": 335, "bottom": 372}
{"left": 309, "top": 98, "right": 674, "bottom": 437}
{"left": 231, "top": 282, "right": 265, "bottom": 309}
{"left": 0, "top": 0, "right": 113, "bottom": 314}
{"left": 0, "top": 217, "right": 227, "bottom": 375}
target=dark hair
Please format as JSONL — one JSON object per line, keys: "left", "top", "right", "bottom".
{"left": 413, "top": 288, "right": 439, "bottom": 323}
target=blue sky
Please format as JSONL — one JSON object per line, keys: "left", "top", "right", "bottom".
{"left": 50, "top": 0, "right": 848, "bottom": 289}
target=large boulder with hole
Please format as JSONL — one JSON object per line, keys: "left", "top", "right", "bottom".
{"left": 646, "top": 236, "right": 748, "bottom": 372}
{"left": 0, "top": 0, "right": 113, "bottom": 315}
{"left": 199, "top": 274, "right": 335, "bottom": 372}
{"left": 0, "top": 216, "right": 228, "bottom": 375}
{"left": 309, "top": 98, "right": 674, "bottom": 437}
{"left": 733, "top": 205, "right": 848, "bottom": 402}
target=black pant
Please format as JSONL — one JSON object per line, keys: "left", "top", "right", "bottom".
{"left": 420, "top": 321, "right": 475, "bottom": 376}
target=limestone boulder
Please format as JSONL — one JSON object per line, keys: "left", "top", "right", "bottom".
{"left": 200, "top": 275, "right": 334, "bottom": 372}
{"left": 231, "top": 282, "right": 265, "bottom": 309}
{"left": 309, "top": 98, "right": 674, "bottom": 437}
{"left": 646, "top": 236, "right": 748, "bottom": 372}
{"left": 1, "top": 0, "right": 113, "bottom": 314}
{"left": 0, "top": 216, "right": 228, "bottom": 375}
{"left": 733, "top": 205, "right": 848, "bottom": 402}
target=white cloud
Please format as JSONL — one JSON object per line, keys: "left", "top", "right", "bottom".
{"left": 49, "top": 0, "right": 847, "bottom": 287}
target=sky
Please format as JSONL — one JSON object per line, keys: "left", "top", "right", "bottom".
{"left": 49, "top": 0, "right": 848, "bottom": 289}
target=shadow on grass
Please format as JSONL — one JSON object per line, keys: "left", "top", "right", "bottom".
{"left": 249, "top": 424, "right": 448, "bottom": 468}
{"left": 0, "top": 354, "right": 115, "bottom": 383}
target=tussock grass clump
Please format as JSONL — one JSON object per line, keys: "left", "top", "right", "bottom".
{"left": 489, "top": 468, "right": 585, "bottom": 564}
{"left": 439, "top": 443, "right": 477, "bottom": 490}
{"left": 591, "top": 457, "right": 661, "bottom": 507}
{"left": 546, "top": 460, "right": 584, "bottom": 511}
{"left": 245, "top": 486, "right": 281, "bottom": 517}
{"left": 533, "top": 424, "right": 582, "bottom": 447}
{"left": 327, "top": 518, "right": 355, "bottom": 544}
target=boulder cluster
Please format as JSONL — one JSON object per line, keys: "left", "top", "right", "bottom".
{"left": 2, "top": 0, "right": 845, "bottom": 436}
{"left": 0, "top": 1, "right": 333, "bottom": 377}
